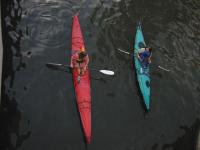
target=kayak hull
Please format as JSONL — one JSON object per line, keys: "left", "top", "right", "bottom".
{"left": 133, "top": 23, "right": 150, "bottom": 110}
{"left": 71, "top": 15, "right": 91, "bottom": 144}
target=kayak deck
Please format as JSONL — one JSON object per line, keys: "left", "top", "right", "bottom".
{"left": 71, "top": 15, "right": 91, "bottom": 144}
{"left": 133, "top": 23, "right": 150, "bottom": 110}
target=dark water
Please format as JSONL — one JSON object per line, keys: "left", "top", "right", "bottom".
{"left": 1, "top": 0, "right": 200, "bottom": 150}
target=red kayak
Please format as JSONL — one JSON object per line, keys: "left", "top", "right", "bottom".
{"left": 71, "top": 15, "right": 91, "bottom": 144}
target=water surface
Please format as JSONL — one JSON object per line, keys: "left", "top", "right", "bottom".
{"left": 1, "top": 0, "right": 200, "bottom": 150}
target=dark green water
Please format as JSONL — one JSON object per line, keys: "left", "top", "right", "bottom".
{"left": 1, "top": 0, "right": 200, "bottom": 150}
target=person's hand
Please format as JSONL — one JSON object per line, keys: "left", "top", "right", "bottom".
{"left": 148, "top": 59, "right": 151, "bottom": 64}
{"left": 137, "top": 55, "right": 142, "bottom": 62}
{"left": 70, "top": 60, "right": 73, "bottom": 68}
{"left": 84, "top": 66, "right": 87, "bottom": 71}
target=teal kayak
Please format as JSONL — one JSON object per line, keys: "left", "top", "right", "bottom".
{"left": 133, "top": 23, "right": 150, "bottom": 110}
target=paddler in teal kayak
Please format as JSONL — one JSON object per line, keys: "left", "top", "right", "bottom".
{"left": 71, "top": 47, "right": 89, "bottom": 83}
{"left": 137, "top": 47, "right": 152, "bottom": 67}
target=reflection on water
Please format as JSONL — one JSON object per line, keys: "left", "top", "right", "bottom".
{"left": 1, "top": 0, "right": 200, "bottom": 150}
{"left": 1, "top": 0, "right": 31, "bottom": 149}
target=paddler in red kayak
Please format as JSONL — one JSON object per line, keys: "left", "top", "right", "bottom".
{"left": 71, "top": 47, "right": 89, "bottom": 83}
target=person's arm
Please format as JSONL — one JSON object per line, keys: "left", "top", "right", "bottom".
{"left": 137, "top": 53, "right": 142, "bottom": 61}
{"left": 148, "top": 52, "right": 152, "bottom": 63}
{"left": 138, "top": 48, "right": 145, "bottom": 54}
{"left": 70, "top": 56, "right": 74, "bottom": 68}
{"left": 70, "top": 53, "right": 78, "bottom": 68}
{"left": 137, "top": 48, "right": 145, "bottom": 61}
{"left": 85, "top": 55, "right": 89, "bottom": 67}
{"left": 82, "top": 55, "right": 89, "bottom": 70}
{"left": 150, "top": 52, "right": 152, "bottom": 58}
{"left": 148, "top": 57, "right": 151, "bottom": 63}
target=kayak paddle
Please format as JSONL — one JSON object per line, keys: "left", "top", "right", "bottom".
{"left": 46, "top": 63, "right": 115, "bottom": 76}
{"left": 117, "top": 48, "right": 131, "bottom": 55}
{"left": 116, "top": 48, "right": 170, "bottom": 72}
{"left": 157, "top": 66, "right": 170, "bottom": 72}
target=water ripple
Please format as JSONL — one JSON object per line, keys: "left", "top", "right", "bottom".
{"left": 1, "top": 0, "right": 200, "bottom": 149}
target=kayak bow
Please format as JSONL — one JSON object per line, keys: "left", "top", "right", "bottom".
{"left": 71, "top": 15, "right": 91, "bottom": 144}
{"left": 133, "top": 23, "right": 150, "bottom": 111}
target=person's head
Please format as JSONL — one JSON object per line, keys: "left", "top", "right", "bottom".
{"left": 78, "top": 51, "right": 87, "bottom": 61}
{"left": 146, "top": 47, "right": 152, "bottom": 53}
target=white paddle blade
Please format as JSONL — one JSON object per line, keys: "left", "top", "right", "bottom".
{"left": 158, "top": 66, "right": 170, "bottom": 72}
{"left": 100, "top": 70, "right": 115, "bottom": 75}
{"left": 117, "top": 48, "right": 130, "bottom": 55}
